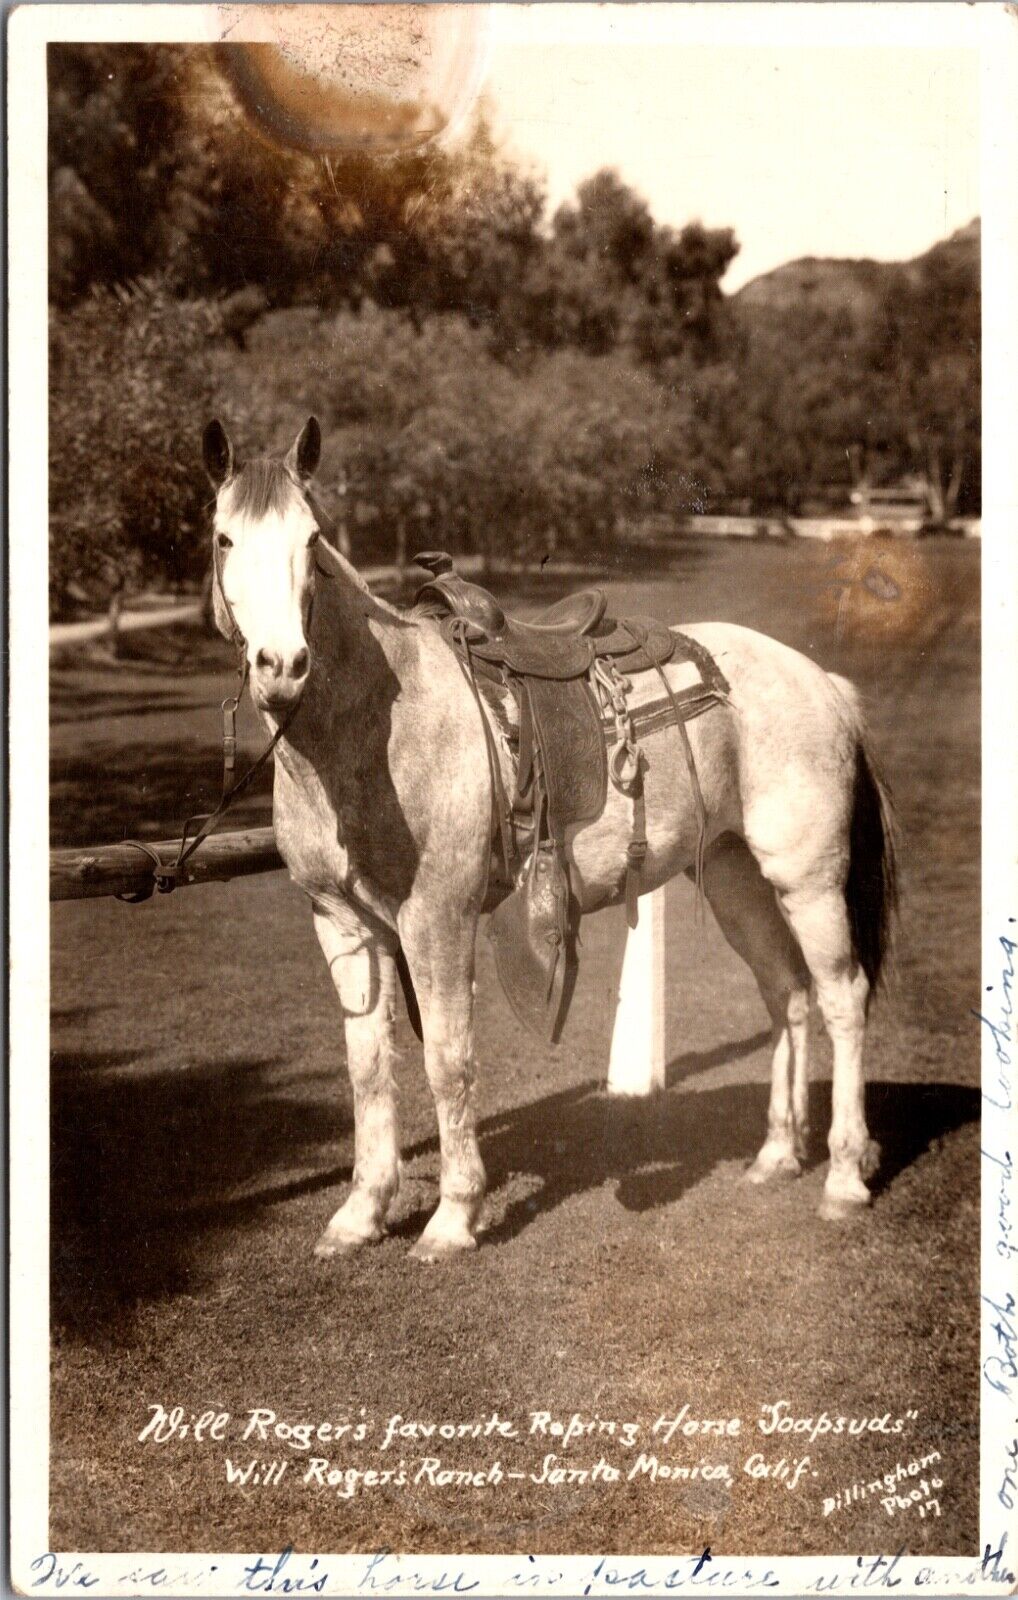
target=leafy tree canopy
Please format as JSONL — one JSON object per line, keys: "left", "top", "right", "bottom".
{"left": 46, "top": 43, "right": 980, "bottom": 613}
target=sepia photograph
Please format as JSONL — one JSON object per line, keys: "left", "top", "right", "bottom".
{"left": 7, "top": 3, "right": 1017, "bottom": 1593}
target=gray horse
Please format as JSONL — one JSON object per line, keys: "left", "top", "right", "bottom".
{"left": 203, "top": 418, "right": 897, "bottom": 1261}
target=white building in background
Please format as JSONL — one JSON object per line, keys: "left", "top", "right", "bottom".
{"left": 849, "top": 476, "right": 929, "bottom": 536}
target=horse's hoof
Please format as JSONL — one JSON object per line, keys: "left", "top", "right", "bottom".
{"left": 745, "top": 1151, "right": 801, "bottom": 1185}
{"left": 314, "top": 1226, "right": 381, "bottom": 1258}
{"left": 409, "top": 1232, "right": 478, "bottom": 1263}
{"left": 818, "top": 1190, "right": 871, "bottom": 1223}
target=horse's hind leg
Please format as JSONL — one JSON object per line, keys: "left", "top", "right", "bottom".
{"left": 312, "top": 901, "right": 401, "bottom": 1256}
{"left": 755, "top": 866, "right": 878, "bottom": 1220}
{"left": 699, "top": 836, "right": 812, "bottom": 1180}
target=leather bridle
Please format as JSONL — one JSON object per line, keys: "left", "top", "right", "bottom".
{"left": 116, "top": 475, "right": 331, "bottom": 902}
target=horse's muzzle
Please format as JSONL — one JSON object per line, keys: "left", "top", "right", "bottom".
{"left": 251, "top": 645, "right": 310, "bottom": 711}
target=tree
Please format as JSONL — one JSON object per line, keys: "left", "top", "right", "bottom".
{"left": 48, "top": 45, "right": 741, "bottom": 396}
{"left": 48, "top": 44, "right": 205, "bottom": 304}
{"left": 524, "top": 172, "right": 740, "bottom": 368}
{"left": 867, "top": 238, "right": 980, "bottom": 520}
{"left": 714, "top": 225, "right": 981, "bottom": 517}
{"left": 49, "top": 280, "right": 223, "bottom": 613}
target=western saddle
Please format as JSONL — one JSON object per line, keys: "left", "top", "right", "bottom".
{"left": 414, "top": 552, "right": 729, "bottom": 1042}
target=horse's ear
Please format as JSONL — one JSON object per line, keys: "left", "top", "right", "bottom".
{"left": 203, "top": 419, "right": 234, "bottom": 488}
{"left": 286, "top": 416, "right": 322, "bottom": 481}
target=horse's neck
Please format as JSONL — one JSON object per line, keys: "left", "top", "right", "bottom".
{"left": 315, "top": 539, "right": 372, "bottom": 598}
{"left": 300, "top": 549, "right": 416, "bottom": 727}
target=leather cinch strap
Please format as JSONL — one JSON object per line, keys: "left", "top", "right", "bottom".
{"left": 447, "top": 618, "right": 518, "bottom": 896}
{"left": 618, "top": 621, "right": 710, "bottom": 926}
{"left": 624, "top": 765, "right": 648, "bottom": 930}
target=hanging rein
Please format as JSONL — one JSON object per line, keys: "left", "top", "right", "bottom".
{"left": 115, "top": 478, "right": 335, "bottom": 904}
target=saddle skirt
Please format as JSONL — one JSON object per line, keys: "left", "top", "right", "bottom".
{"left": 474, "top": 636, "right": 728, "bottom": 837}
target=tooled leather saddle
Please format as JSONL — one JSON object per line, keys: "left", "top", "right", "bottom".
{"left": 414, "top": 553, "right": 729, "bottom": 1042}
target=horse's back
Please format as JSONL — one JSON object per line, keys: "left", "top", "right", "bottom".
{"left": 671, "top": 621, "right": 861, "bottom": 874}
{"left": 673, "top": 620, "right": 858, "bottom": 748}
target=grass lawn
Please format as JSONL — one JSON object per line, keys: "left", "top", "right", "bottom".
{"left": 49, "top": 535, "right": 980, "bottom": 1556}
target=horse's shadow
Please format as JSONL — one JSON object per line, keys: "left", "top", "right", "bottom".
{"left": 51, "top": 1034, "right": 979, "bottom": 1332}
{"left": 441, "top": 1062, "right": 979, "bottom": 1247}
{"left": 50, "top": 1052, "right": 351, "bottom": 1334}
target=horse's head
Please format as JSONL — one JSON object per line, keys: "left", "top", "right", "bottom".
{"left": 203, "top": 417, "right": 323, "bottom": 714}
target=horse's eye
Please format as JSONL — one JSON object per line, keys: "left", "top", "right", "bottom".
{"left": 216, "top": 533, "right": 233, "bottom": 551}
{"left": 307, "top": 530, "right": 320, "bottom": 549}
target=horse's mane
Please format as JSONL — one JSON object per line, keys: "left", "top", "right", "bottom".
{"left": 313, "top": 532, "right": 429, "bottom": 628}
{"left": 223, "top": 458, "right": 302, "bottom": 522}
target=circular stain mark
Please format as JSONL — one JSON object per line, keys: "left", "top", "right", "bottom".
{"left": 213, "top": 4, "right": 491, "bottom": 154}
{"left": 812, "top": 536, "right": 939, "bottom": 645}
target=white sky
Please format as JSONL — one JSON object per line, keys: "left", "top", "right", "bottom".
{"left": 481, "top": 8, "right": 979, "bottom": 291}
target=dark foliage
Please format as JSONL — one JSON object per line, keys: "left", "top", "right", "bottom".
{"left": 46, "top": 43, "right": 981, "bottom": 609}
{"left": 49, "top": 279, "right": 223, "bottom": 609}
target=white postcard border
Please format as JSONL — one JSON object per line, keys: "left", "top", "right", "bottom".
{"left": 8, "top": 4, "right": 1017, "bottom": 1594}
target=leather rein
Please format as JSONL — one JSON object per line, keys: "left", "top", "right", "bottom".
{"left": 115, "top": 476, "right": 333, "bottom": 903}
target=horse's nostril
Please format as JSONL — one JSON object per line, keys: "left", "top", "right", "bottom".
{"left": 291, "top": 647, "right": 310, "bottom": 678}
{"left": 256, "top": 648, "right": 281, "bottom": 675}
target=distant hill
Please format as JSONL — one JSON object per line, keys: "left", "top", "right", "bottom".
{"left": 710, "top": 220, "right": 980, "bottom": 518}
{"left": 733, "top": 219, "right": 980, "bottom": 324}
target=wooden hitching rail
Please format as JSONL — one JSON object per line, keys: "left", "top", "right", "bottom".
{"left": 50, "top": 827, "right": 283, "bottom": 902}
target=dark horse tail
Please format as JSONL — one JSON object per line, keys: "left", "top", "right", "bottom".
{"left": 830, "top": 675, "right": 899, "bottom": 991}
{"left": 847, "top": 740, "right": 899, "bottom": 995}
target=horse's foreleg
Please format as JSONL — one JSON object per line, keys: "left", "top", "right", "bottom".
{"left": 400, "top": 908, "right": 486, "bottom": 1262}
{"left": 312, "top": 902, "right": 401, "bottom": 1256}
{"left": 699, "top": 837, "right": 812, "bottom": 1180}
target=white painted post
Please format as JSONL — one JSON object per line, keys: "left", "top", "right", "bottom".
{"left": 606, "top": 884, "right": 667, "bottom": 1096}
